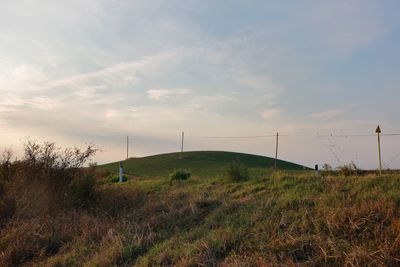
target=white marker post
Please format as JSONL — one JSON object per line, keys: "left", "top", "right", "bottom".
{"left": 119, "top": 161, "right": 124, "bottom": 183}
{"left": 315, "top": 164, "right": 319, "bottom": 178}
{"left": 376, "top": 126, "right": 382, "bottom": 176}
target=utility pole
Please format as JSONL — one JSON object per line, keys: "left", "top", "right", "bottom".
{"left": 275, "top": 132, "right": 279, "bottom": 169}
{"left": 181, "top": 131, "right": 185, "bottom": 159}
{"left": 376, "top": 126, "right": 382, "bottom": 175}
{"left": 126, "top": 136, "right": 129, "bottom": 160}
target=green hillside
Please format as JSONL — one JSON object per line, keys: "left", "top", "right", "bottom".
{"left": 100, "top": 151, "right": 308, "bottom": 177}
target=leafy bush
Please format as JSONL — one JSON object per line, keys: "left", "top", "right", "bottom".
{"left": 169, "top": 169, "right": 191, "bottom": 183}
{"left": 106, "top": 173, "right": 127, "bottom": 183}
{"left": 226, "top": 161, "right": 249, "bottom": 182}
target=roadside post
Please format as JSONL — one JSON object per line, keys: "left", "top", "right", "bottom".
{"left": 119, "top": 161, "right": 124, "bottom": 183}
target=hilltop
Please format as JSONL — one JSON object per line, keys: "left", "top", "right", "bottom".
{"left": 100, "top": 150, "right": 308, "bottom": 177}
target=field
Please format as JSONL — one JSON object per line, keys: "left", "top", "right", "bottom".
{"left": 1, "top": 149, "right": 400, "bottom": 266}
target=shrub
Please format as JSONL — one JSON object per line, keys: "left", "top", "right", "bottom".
{"left": 322, "top": 163, "right": 333, "bottom": 171}
{"left": 0, "top": 197, "right": 16, "bottom": 222}
{"left": 337, "top": 161, "right": 359, "bottom": 176}
{"left": 106, "top": 173, "right": 127, "bottom": 183}
{"left": 226, "top": 161, "right": 249, "bottom": 182}
{"left": 0, "top": 149, "right": 16, "bottom": 183}
{"left": 69, "top": 174, "right": 97, "bottom": 205}
{"left": 169, "top": 169, "right": 191, "bottom": 183}
{"left": 1, "top": 139, "right": 99, "bottom": 211}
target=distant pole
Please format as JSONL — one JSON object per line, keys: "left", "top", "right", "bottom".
{"left": 376, "top": 126, "right": 382, "bottom": 175}
{"left": 275, "top": 132, "right": 279, "bottom": 169}
{"left": 126, "top": 136, "right": 129, "bottom": 160}
{"left": 181, "top": 131, "right": 185, "bottom": 159}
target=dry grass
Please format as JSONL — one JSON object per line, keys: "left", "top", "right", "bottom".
{"left": 1, "top": 146, "right": 400, "bottom": 266}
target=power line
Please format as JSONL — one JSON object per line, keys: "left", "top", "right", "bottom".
{"left": 201, "top": 133, "right": 400, "bottom": 139}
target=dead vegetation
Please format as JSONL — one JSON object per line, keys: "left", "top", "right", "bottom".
{"left": 1, "top": 142, "right": 400, "bottom": 266}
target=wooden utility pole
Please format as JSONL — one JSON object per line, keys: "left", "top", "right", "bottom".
{"left": 181, "top": 132, "right": 185, "bottom": 159}
{"left": 126, "top": 136, "right": 129, "bottom": 160}
{"left": 275, "top": 132, "right": 279, "bottom": 169}
{"left": 376, "top": 126, "right": 382, "bottom": 175}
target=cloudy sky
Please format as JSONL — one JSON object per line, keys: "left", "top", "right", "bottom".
{"left": 1, "top": 0, "right": 400, "bottom": 169}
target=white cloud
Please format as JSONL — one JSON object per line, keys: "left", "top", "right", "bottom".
{"left": 146, "top": 89, "right": 191, "bottom": 101}
{"left": 309, "top": 109, "right": 345, "bottom": 121}
{"left": 147, "top": 89, "right": 172, "bottom": 101}
{"left": 27, "top": 96, "right": 62, "bottom": 111}
{"left": 261, "top": 109, "right": 281, "bottom": 120}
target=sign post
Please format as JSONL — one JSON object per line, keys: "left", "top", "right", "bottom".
{"left": 376, "top": 126, "right": 382, "bottom": 176}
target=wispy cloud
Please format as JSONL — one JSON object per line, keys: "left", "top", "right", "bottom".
{"left": 261, "top": 109, "right": 281, "bottom": 120}
{"left": 147, "top": 89, "right": 190, "bottom": 101}
{"left": 309, "top": 109, "right": 345, "bottom": 121}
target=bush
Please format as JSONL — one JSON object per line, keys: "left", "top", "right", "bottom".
{"left": 0, "top": 140, "right": 98, "bottom": 211}
{"left": 70, "top": 174, "right": 97, "bottom": 204}
{"left": 0, "top": 149, "right": 16, "bottom": 183}
{"left": 337, "top": 161, "right": 359, "bottom": 176}
{"left": 322, "top": 163, "right": 333, "bottom": 171}
{"left": 0, "top": 197, "right": 16, "bottom": 222}
{"left": 106, "top": 173, "right": 127, "bottom": 183}
{"left": 226, "top": 161, "right": 249, "bottom": 182}
{"left": 169, "top": 169, "right": 191, "bottom": 183}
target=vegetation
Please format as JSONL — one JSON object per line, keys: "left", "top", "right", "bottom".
{"left": 1, "top": 144, "right": 400, "bottom": 266}
{"left": 106, "top": 173, "right": 128, "bottom": 183}
{"left": 100, "top": 151, "right": 308, "bottom": 178}
{"left": 169, "top": 169, "right": 191, "bottom": 183}
{"left": 225, "top": 161, "right": 250, "bottom": 182}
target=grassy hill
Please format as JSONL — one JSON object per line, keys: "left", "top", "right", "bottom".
{"left": 100, "top": 151, "right": 308, "bottom": 177}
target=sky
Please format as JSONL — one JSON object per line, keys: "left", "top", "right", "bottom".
{"left": 1, "top": 0, "right": 400, "bottom": 169}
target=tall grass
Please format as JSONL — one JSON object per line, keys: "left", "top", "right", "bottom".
{"left": 1, "top": 145, "right": 400, "bottom": 266}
